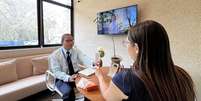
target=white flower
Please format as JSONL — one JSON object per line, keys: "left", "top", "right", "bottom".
{"left": 97, "top": 47, "right": 105, "bottom": 58}
{"left": 97, "top": 47, "right": 104, "bottom": 52}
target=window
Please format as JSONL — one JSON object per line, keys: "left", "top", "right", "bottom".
{"left": 52, "top": 0, "right": 72, "bottom": 6}
{"left": 0, "top": 0, "right": 38, "bottom": 47}
{"left": 0, "top": 0, "right": 73, "bottom": 49}
{"left": 43, "top": 1, "right": 71, "bottom": 45}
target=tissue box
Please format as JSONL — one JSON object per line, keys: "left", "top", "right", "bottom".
{"left": 77, "top": 77, "right": 98, "bottom": 91}
{"left": 85, "top": 82, "right": 98, "bottom": 91}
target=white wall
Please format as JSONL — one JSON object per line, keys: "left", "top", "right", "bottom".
{"left": 74, "top": 0, "right": 135, "bottom": 67}
{"left": 73, "top": 0, "right": 201, "bottom": 99}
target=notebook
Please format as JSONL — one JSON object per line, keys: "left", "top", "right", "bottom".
{"left": 78, "top": 68, "right": 96, "bottom": 77}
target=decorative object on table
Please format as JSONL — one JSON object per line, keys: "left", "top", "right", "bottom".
{"left": 107, "top": 65, "right": 118, "bottom": 78}
{"left": 111, "top": 37, "right": 122, "bottom": 67}
{"left": 76, "top": 77, "right": 98, "bottom": 91}
{"left": 108, "top": 37, "right": 123, "bottom": 78}
{"left": 95, "top": 47, "right": 105, "bottom": 67}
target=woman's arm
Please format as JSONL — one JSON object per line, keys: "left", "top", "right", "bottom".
{"left": 96, "top": 68, "right": 128, "bottom": 101}
{"left": 97, "top": 74, "right": 110, "bottom": 98}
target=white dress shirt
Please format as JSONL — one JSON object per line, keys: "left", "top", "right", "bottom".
{"left": 49, "top": 46, "right": 93, "bottom": 82}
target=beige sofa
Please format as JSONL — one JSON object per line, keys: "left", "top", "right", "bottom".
{"left": 0, "top": 54, "right": 49, "bottom": 101}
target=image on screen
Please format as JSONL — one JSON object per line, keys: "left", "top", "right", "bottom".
{"left": 97, "top": 5, "right": 137, "bottom": 35}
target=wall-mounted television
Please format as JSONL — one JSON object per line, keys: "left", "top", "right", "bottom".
{"left": 97, "top": 5, "right": 137, "bottom": 35}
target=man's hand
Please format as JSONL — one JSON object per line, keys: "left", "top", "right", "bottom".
{"left": 68, "top": 74, "right": 79, "bottom": 82}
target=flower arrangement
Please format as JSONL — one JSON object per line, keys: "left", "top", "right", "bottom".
{"left": 97, "top": 47, "right": 105, "bottom": 58}
{"left": 94, "top": 47, "right": 105, "bottom": 67}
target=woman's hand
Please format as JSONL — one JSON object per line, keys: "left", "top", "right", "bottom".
{"left": 95, "top": 68, "right": 104, "bottom": 80}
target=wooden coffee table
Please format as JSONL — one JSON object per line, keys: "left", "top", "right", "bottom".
{"left": 75, "top": 67, "right": 111, "bottom": 101}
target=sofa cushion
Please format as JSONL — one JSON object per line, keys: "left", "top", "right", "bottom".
{"left": 32, "top": 56, "right": 48, "bottom": 75}
{"left": 15, "top": 57, "right": 33, "bottom": 79}
{"left": 0, "top": 74, "right": 46, "bottom": 101}
{"left": 0, "top": 60, "right": 17, "bottom": 85}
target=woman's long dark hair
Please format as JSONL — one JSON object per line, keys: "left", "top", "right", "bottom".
{"left": 128, "top": 20, "right": 196, "bottom": 101}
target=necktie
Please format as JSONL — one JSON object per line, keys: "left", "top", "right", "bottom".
{"left": 66, "top": 51, "right": 74, "bottom": 75}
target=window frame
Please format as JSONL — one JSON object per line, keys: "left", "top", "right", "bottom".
{"left": 0, "top": 0, "right": 74, "bottom": 50}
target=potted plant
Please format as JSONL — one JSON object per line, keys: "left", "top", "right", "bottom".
{"left": 111, "top": 36, "right": 121, "bottom": 68}
{"left": 107, "top": 37, "right": 123, "bottom": 78}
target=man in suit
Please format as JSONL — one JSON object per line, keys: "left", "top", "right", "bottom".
{"left": 49, "top": 33, "right": 94, "bottom": 101}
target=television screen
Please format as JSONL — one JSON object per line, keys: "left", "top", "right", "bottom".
{"left": 97, "top": 5, "right": 137, "bottom": 35}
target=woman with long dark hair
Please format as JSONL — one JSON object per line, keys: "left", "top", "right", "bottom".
{"left": 95, "top": 20, "right": 196, "bottom": 101}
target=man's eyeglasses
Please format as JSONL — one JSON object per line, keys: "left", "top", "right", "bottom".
{"left": 65, "top": 39, "right": 74, "bottom": 42}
